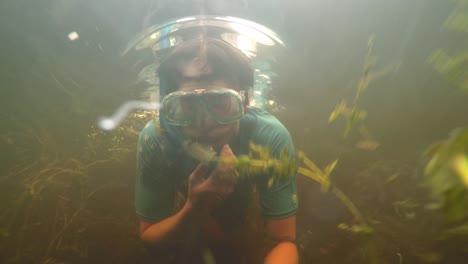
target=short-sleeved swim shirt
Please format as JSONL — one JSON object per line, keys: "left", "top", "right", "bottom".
{"left": 135, "top": 107, "right": 298, "bottom": 226}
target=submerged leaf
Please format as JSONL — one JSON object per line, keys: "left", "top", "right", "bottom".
{"left": 440, "top": 222, "right": 468, "bottom": 239}
{"left": 344, "top": 109, "right": 366, "bottom": 137}
{"left": 423, "top": 128, "right": 468, "bottom": 221}
{"left": 356, "top": 140, "right": 380, "bottom": 150}
{"left": 267, "top": 177, "right": 275, "bottom": 189}
{"left": 385, "top": 173, "right": 399, "bottom": 183}
{"left": 444, "top": 3, "right": 468, "bottom": 33}
{"left": 428, "top": 49, "right": 468, "bottom": 92}
{"left": 324, "top": 160, "right": 338, "bottom": 177}
{"left": 424, "top": 141, "right": 445, "bottom": 159}
{"left": 328, "top": 100, "right": 348, "bottom": 123}
{"left": 337, "top": 223, "right": 373, "bottom": 234}
{"left": 450, "top": 154, "right": 468, "bottom": 188}
{"left": 298, "top": 151, "right": 322, "bottom": 174}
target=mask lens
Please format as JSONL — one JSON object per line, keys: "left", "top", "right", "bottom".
{"left": 163, "top": 95, "right": 196, "bottom": 125}
{"left": 204, "top": 92, "right": 243, "bottom": 123}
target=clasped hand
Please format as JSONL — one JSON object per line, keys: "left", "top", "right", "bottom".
{"left": 187, "top": 144, "right": 239, "bottom": 213}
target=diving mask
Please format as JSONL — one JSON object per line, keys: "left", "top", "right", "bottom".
{"left": 161, "top": 88, "right": 245, "bottom": 126}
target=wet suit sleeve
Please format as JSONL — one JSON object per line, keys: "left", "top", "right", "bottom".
{"left": 255, "top": 119, "right": 298, "bottom": 219}
{"left": 135, "top": 120, "right": 175, "bottom": 223}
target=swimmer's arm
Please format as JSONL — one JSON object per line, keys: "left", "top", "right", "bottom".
{"left": 139, "top": 202, "right": 206, "bottom": 247}
{"left": 264, "top": 215, "right": 299, "bottom": 264}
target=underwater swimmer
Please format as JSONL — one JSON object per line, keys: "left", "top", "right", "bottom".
{"left": 135, "top": 37, "right": 299, "bottom": 264}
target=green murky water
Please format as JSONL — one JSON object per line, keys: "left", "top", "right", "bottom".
{"left": 1, "top": 0, "right": 467, "bottom": 263}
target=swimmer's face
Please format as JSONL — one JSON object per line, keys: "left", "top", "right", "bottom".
{"left": 177, "top": 80, "right": 242, "bottom": 151}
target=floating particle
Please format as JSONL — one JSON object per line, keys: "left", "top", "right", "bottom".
{"left": 68, "top": 31, "right": 79, "bottom": 41}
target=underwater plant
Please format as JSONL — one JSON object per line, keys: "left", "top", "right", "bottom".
{"left": 327, "top": 35, "right": 387, "bottom": 154}
{"left": 427, "top": 0, "right": 468, "bottom": 92}
{"left": 424, "top": 0, "right": 468, "bottom": 227}
{"left": 296, "top": 151, "right": 373, "bottom": 235}
{"left": 328, "top": 36, "right": 376, "bottom": 138}
{"left": 0, "top": 110, "right": 151, "bottom": 263}
{"left": 185, "top": 141, "right": 372, "bottom": 234}
{"left": 184, "top": 140, "right": 297, "bottom": 188}
{"left": 423, "top": 128, "right": 468, "bottom": 222}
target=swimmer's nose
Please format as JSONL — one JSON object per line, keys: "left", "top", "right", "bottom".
{"left": 192, "top": 105, "right": 217, "bottom": 130}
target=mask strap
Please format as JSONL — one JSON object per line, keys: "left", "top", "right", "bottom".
{"left": 240, "top": 87, "right": 253, "bottom": 108}
{"left": 159, "top": 77, "right": 185, "bottom": 146}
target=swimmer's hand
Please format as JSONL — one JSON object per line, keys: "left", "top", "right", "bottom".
{"left": 186, "top": 144, "right": 239, "bottom": 213}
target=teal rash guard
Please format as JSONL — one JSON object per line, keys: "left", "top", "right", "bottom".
{"left": 135, "top": 107, "right": 298, "bottom": 230}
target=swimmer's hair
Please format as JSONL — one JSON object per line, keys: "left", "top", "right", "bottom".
{"left": 157, "top": 38, "right": 254, "bottom": 93}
